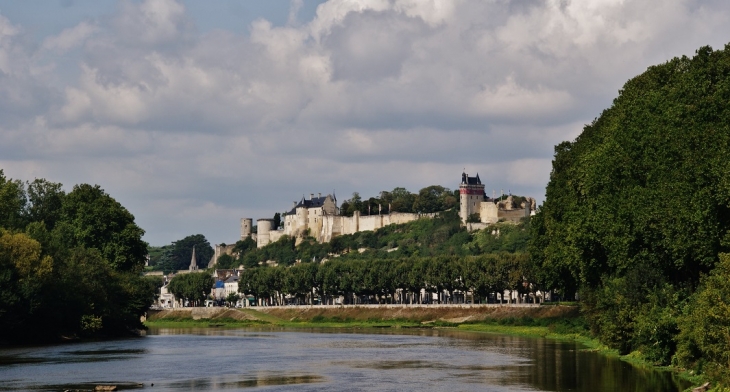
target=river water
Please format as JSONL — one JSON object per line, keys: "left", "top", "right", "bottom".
{"left": 0, "top": 327, "right": 690, "bottom": 391}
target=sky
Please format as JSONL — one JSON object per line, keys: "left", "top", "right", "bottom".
{"left": 0, "top": 0, "right": 729, "bottom": 246}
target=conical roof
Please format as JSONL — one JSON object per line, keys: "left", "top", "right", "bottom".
{"left": 189, "top": 245, "right": 198, "bottom": 271}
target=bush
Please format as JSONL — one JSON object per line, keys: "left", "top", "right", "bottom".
{"left": 676, "top": 254, "right": 730, "bottom": 385}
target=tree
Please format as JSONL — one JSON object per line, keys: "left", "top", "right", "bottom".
{"left": 167, "top": 272, "right": 214, "bottom": 306}
{"left": 169, "top": 234, "right": 214, "bottom": 271}
{"left": 233, "top": 236, "right": 256, "bottom": 255}
{"left": 26, "top": 178, "right": 65, "bottom": 230}
{"left": 0, "top": 170, "right": 27, "bottom": 230}
{"left": 60, "top": 184, "right": 147, "bottom": 271}
{"left": 226, "top": 292, "right": 240, "bottom": 307}
{"left": 0, "top": 172, "right": 156, "bottom": 344}
{"left": 381, "top": 187, "right": 415, "bottom": 213}
{"left": 273, "top": 212, "right": 281, "bottom": 230}
{"left": 343, "top": 192, "right": 364, "bottom": 217}
{"left": 413, "top": 185, "right": 455, "bottom": 213}
{"left": 0, "top": 230, "right": 53, "bottom": 338}
{"left": 677, "top": 254, "right": 730, "bottom": 385}
{"left": 216, "top": 253, "right": 236, "bottom": 269}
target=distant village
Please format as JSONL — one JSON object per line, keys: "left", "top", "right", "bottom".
{"left": 150, "top": 171, "right": 537, "bottom": 308}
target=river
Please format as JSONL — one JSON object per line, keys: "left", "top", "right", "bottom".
{"left": 0, "top": 327, "right": 690, "bottom": 391}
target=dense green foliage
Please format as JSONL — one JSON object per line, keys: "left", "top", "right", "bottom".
{"left": 339, "top": 186, "right": 458, "bottom": 217}
{"left": 531, "top": 44, "right": 730, "bottom": 382}
{"left": 61, "top": 184, "right": 148, "bottom": 271}
{"left": 677, "top": 253, "right": 730, "bottom": 385}
{"left": 151, "top": 234, "right": 214, "bottom": 273}
{"left": 167, "top": 272, "right": 215, "bottom": 306}
{"left": 0, "top": 170, "right": 154, "bottom": 343}
{"left": 147, "top": 245, "right": 170, "bottom": 269}
{"left": 239, "top": 254, "right": 533, "bottom": 306}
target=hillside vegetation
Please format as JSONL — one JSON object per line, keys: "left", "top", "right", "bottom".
{"left": 219, "top": 209, "right": 530, "bottom": 269}
{"left": 531, "top": 44, "right": 730, "bottom": 385}
{"left": 218, "top": 209, "right": 535, "bottom": 306}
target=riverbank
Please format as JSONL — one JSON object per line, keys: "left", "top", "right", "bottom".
{"left": 145, "top": 304, "right": 594, "bottom": 341}
{"left": 145, "top": 304, "right": 580, "bottom": 328}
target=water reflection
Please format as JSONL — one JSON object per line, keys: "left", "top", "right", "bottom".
{"left": 0, "top": 327, "right": 690, "bottom": 392}
{"left": 166, "top": 373, "right": 325, "bottom": 389}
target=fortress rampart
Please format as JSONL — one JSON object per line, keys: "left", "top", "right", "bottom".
{"left": 242, "top": 171, "right": 534, "bottom": 249}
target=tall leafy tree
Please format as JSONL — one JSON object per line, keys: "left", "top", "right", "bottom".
{"left": 167, "top": 272, "right": 214, "bottom": 306}
{"left": 170, "top": 234, "right": 214, "bottom": 271}
{"left": 381, "top": 187, "right": 415, "bottom": 213}
{"left": 0, "top": 170, "right": 27, "bottom": 230}
{"left": 26, "top": 178, "right": 65, "bottom": 230}
{"left": 61, "top": 184, "right": 147, "bottom": 272}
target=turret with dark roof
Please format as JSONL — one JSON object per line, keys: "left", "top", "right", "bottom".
{"left": 287, "top": 193, "right": 337, "bottom": 215}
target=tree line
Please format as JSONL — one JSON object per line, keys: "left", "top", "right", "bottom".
{"left": 339, "top": 185, "right": 458, "bottom": 217}
{"left": 237, "top": 253, "right": 533, "bottom": 306}
{"left": 0, "top": 170, "right": 156, "bottom": 343}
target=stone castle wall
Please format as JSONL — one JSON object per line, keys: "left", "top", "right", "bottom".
{"left": 208, "top": 243, "right": 237, "bottom": 268}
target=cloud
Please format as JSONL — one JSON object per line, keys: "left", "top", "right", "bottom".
{"left": 42, "top": 21, "right": 97, "bottom": 52}
{"left": 1, "top": 0, "right": 730, "bottom": 244}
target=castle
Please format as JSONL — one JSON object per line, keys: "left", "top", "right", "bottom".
{"left": 244, "top": 192, "right": 433, "bottom": 248}
{"left": 234, "top": 171, "right": 534, "bottom": 250}
{"left": 459, "top": 172, "right": 535, "bottom": 231}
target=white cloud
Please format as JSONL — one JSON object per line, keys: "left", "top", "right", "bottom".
{"left": 113, "top": 0, "right": 192, "bottom": 46}
{"left": 471, "top": 76, "right": 573, "bottom": 121}
{"left": 42, "top": 21, "right": 97, "bottom": 53}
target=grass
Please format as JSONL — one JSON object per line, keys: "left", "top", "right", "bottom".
{"left": 144, "top": 317, "right": 269, "bottom": 328}
{"left": 456, "top": 316, "right": 597, "bottom": 347}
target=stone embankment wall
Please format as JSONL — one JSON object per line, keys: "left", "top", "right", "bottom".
{"left": 146, "top": 307, "right": 258, "bottom": 321}
{"left": 147, "top": 304, "right": 579, "bottom": 324}
{"left": 258, "top": 304, "right": 577, "bottom": 323}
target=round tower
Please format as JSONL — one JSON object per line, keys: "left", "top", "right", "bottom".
{"left": 256, "top": 219, "right": 273, "bottom": 248}
{"left": 296, "top": 205, "right": 308, "bottom": 235}
{"left": 241, "top": 218, "right": 253, "bottom": 240}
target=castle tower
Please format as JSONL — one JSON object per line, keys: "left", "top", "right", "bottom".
{"left": 256, "top": 219, "right": 273, "bottom": 248}
{"left": 241, "top": 218, "right": 253, "bottom": 240}
{"left": 460, "top": 171, "right": 485, "bottom": 224}
{"left": 189, "top": 245, "right": 198, "bottom": 271}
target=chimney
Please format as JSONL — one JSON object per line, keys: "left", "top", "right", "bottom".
{"left": 318, "top": 192, "right": 321, "bottom": 198}
{"left": 310, "top": 193, "right": 314, "bottom": 200}
{"left": 293, "top": 201, "right": 296, "bottom": 208}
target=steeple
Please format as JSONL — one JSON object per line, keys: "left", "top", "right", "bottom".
{"left": 189, "top": 245, "right": 198, "bottom": 271}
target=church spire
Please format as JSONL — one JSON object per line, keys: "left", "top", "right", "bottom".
{"left": 189, "top": 245, "right": 198, "bottom": 271}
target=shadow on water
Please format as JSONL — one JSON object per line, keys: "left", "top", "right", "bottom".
{"left": 164, "top": 373, "right": 325, "bottom": 389}
{"left": 68, "top": 348, "right": 147, "bottom": 356}
{"left": 0, "top": 381, "right": 145, "bottom": 391}
{"left": 13, "top": 375, "right": 324, "bottom": 392}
